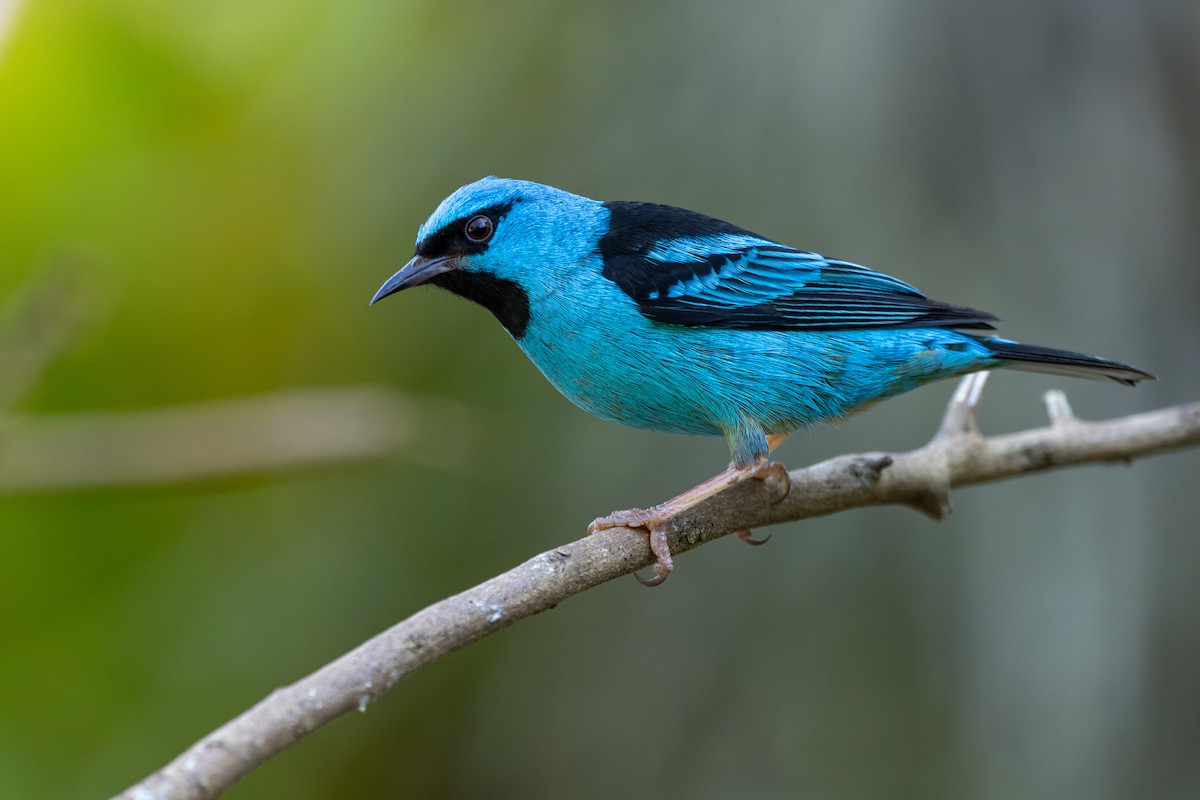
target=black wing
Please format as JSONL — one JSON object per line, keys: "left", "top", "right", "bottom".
{"left": 598, "top": 201, "right": 997, "bottom": 331}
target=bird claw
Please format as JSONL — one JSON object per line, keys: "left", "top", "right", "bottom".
{"left": 733, "top": 463, "right": 785, "bottom": 546}
{"left": 587, "top": 506, "right": 661, "bottom": 535}
{"left": 735, "top": 529, "right": 771, "bottom": 546}
{"left": 635, "top": 526, "right": 674, "bottom": 585}
{"left": 754, "top": 461, "right": 791, "bottom": 503}
{"left": 588, "top": 507, "right": 675, "bottom": 586}
{"left": 588, "top": 460, "right": 789, "bottom": 585}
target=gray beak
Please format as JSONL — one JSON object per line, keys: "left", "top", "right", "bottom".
{"left": 370, "top": 255, "right": 457, "bottom": 305}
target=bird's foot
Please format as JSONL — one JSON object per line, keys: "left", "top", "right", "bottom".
{"left": 587, "top": 506, "right": 663, "bottom": 535}
{"left": 588, "top": 506, "right": 676, "bottom": 586}
{"left": 587, "top": 460, "right": 791, "bottom": 585}
{"left": 755, "top": 461, "right": 791, "bottom": 503}
{"left": 733, "top": 461, "right": 788, "bottom": 546}
{"left": 637, "top": 526, "right": 674, "bottom": 587}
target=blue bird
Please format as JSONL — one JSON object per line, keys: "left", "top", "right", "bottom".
{"left": 372, "top": 177, "right": 1154, "bottom": 585}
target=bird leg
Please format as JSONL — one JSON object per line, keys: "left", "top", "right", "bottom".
{"left": 736, "top": 433, "right": 792, "bottom": 546}
{"left": 588, "top": 457, "right": 791, "bottom": 586}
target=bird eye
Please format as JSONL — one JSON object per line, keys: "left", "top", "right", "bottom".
{"left": 464, "top": 214, "right": 494, "bottom": 243}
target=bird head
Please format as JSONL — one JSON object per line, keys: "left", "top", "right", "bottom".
{"left": 370, "top": 177, "right": 605, "bottom": 338}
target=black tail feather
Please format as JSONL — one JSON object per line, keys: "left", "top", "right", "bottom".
{"left": 979, "top": 337, "right": 1156, "bottom": 386}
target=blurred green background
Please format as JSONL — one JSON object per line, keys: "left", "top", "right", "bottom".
{"left": 2, "top": 1, "right": 1198, "bottom": 798}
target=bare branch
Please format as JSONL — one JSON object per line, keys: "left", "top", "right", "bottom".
{"left": 0, "top": 387, "right": 471, "bottom": 492}
{"left": 112, "top": 382, "right": 1200, "bottom": 800}
{"left": 1, "top": 268, "right": 466, "bottom": 490}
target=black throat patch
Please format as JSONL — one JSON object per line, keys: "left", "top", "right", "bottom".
{"left": 430, "top": 271, "right": 531, "bottom": 339}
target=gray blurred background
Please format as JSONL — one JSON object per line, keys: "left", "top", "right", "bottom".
{"left": 1, "top": 1, "right": 1197, "bottom": 798}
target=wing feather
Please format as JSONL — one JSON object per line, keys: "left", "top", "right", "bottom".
{"left": 599, "top": 201, "right": 997, "bottom": 332}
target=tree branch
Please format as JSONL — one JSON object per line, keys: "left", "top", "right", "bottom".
{"left": 112, "top": 374, "right": 1200, "bottom": 800}
{"left": 1, "top": 268, "right": 471, "bottom": 491}
{"left": 0, "top": 387, "right": 472, "bottom": 492}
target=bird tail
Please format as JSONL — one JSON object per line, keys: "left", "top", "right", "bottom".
{"left": 977, "top": 337, "right": 1156, "bottom": 387}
